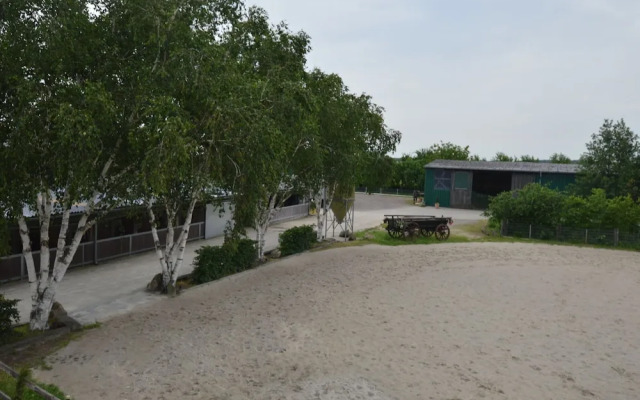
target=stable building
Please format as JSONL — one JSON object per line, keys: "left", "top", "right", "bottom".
{"left": 424, "top": 160, "right": 580, "bottom": 209}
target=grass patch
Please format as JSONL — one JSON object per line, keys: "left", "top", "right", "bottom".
{"left": 4, "top": 325, "right": 43, "bottom": 346}
{"left": 313, "top": 221, "right": 638, "bottom": 253}
{"left": 0, "top": 370, "right": 67, "bottom": 400}
{"left": 354, "top": 225, "right": 470, "bottom": 246}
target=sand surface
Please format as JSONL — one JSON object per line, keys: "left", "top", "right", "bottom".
{"left": 37, "top": 242, "right": 640, "bottom": 400}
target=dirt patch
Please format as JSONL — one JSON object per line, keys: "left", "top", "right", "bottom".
{"left": 36, "top": 243, "right": 640, "bottom": 400}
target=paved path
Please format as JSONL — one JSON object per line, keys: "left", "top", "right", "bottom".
{"left": 0, "top": 194, "right": 484, "bottom": 324}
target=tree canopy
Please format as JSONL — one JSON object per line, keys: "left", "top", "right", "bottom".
{"left": 576, "top": 119, "right": 640, "bottom": 199}
{"left": 0, "top": 0, "right": 402, "bottom": 327}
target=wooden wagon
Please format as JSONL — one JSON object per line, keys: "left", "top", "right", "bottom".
{"left": 383, "top": 214, "right": 453, "bottom": 240}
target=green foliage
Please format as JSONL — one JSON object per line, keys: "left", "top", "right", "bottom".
{"left": 549, "top": 153, "right": 572, "bottom": 164}
{"left": 486, "top": 183, "right": 640, "bottom": 232}
{"left": 14, "top": 368, "right": 30, "bottom": 400}
{"left": 484, "top": 183, "right": 564, "bottom": 226}
{"left": 519, "top": 155, "right": 539, "bottom": 162}
{"left": 355, "top": 227, "right": 470, "bottom": 246}
{"left": 191, "top": 239, "right": 257, "bottom": 284}
{"left": 279, "top": 225, "right": 317, "bottom": 256}
{"left": 492, "top": 152, "right": 517, "bottom": 162}
{"left": 390, "top": 142, "right": 472, "bottom": 189}
{"left": 0, "top": 216, "right": 9, "bottom": 256}
{"left": 0, "top": 295, "right": 20, "bottom": 344}
{"left": 576, "top": 119, "right": 640, "bottom": 199}
{"left": 0, "top": 370, "right": 67, "bottom": 400}
{"left": 416, "top": 142, "right": 471, "bottom": 161}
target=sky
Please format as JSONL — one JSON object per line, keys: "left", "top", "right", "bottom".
{"left": 247, "top": 0, "right": 640, "bottom": 160}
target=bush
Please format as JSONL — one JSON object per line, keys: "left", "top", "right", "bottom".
{"left": 484, "top": 183, "right": 563, "bottom": 227}
{"left": 486, "top": 184, "right": 640, "bottom": 228}
{"left": 0, "top": 295, "right": 19, "bottom": 344}
{"left": 279, "top": 225, "right": 317, "bottom": 256}
{"left": 191, "top": 238, "right": 257, "bottom": 284}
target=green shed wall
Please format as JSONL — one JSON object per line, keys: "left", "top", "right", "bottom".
{"left": 540, "top": 173, "right": 575, "bottom": 191}
{"left": 424, "top": 169, "right": 451, "bottom": 207}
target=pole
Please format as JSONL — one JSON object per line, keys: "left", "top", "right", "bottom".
{"left": 93, "top": 222, "right": 98, "bottom": 265}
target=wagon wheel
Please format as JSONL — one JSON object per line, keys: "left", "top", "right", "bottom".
{"left": 406, "top": 222, "right": 420, "bottom": 238}
{"left": 387, "top": 226, "right": 403, "bottom": 238}
{"left": 421, "top": 228, "right": 434, "bottom": 237}
{"left": 434, "top": 224, "right": 450, "bottom": 241}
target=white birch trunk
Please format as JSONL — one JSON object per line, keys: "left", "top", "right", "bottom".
{"left": 147, "top": 192, "right": 200, "bottom": 293}
{"left": 313, "top": 192, "right": 325, "bottom": 241}
{"left": 147, "top": 200, "right": 170, "bottom": 287}
{"left": 20, "top": 149, "right": 118, "bottom": 330}
{"left": 19, "top": 192, "right": 97, "bottom": 330}
{"left": 171, "top": 195, "right": 198, "bottom": 287}
{"left": 313, "top": 185, "right": 336, "bottom": 241}
{"left": 254, "top": 194, "right": 278, "bottom": 260}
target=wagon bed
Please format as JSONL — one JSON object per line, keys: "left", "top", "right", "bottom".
{"left": 383, "top": 214, "right": 453, "bottom": 240}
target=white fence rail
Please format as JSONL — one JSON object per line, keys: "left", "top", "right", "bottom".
{"left": 271, "top": 203, "right": 309, "bottom": 223}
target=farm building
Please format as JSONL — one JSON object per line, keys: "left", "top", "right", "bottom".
{"left": 424, "top": 160, "right": 580, "bottom": 209}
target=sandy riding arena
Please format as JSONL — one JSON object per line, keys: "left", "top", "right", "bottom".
{"left": 38, "top": 243, "right": 640, "bottom": 400}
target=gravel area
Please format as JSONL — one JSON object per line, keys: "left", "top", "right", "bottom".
{"left": 37, "top": 242, "right": 640, "bottom": 400}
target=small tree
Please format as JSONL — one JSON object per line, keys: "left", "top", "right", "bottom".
{"left": 0, "top": 1, "right": 137, "bottom": 330}
{"left": 576, "top": 119, "right": 640, "bottom": 199}
{"left": 492, "top": 152, "right": 517, "bottom": 162}
{"left": 484, "top": 183, "right": 564, "bottom": 227}
{"left": 549, "top": 153, "right": 572, "bottom": 164}
{"left": 519, "top": 155, "right": 539, "bottom": 162}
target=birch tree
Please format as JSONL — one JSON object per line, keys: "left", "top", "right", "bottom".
{"left": 305, "top": 70, "right": 401, "bottom": 239}
{"left": 222, "top": 8, "right": 315, "bottom": 259}
{"left": 0, "top": 0, "right": 136, "bottom": 330}
{"left": 101, "top": 0, "right": 248, "bottom": 293}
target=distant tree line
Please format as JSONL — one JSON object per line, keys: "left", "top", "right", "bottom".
{"left": 388, "top": 144, "right": 574, "bottom": 190}
{"left": 388, "top": 118, "right": 640, "bottom": 200}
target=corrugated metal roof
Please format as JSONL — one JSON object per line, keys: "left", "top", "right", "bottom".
{"left": 424, "top": 159, "right": 580, "bottom": 174}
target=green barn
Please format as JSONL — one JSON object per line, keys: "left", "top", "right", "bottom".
{"left": 424, "top": 160, "right": 579, "bottom": 209}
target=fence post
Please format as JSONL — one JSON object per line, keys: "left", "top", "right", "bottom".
{"left": 585, "top": 229, "right": 588, "bottom": 244}
{"left": 94, "top": 223, "right": 99, "bottom": 265}
{"left": 501, "top": 220, "right": 508, "bottom": 236}
{"left": 614, "top": 228, "right": 619, "bottom": 246}
{"left": 529, "top": 224, "right": 532, "bottom": 239}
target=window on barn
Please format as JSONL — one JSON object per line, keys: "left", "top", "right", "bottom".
{"left": 454, "top": 172, "right": 469, "bottom": 190}
{"left": 434, "top": 170, "right": 451, "bottom": 190}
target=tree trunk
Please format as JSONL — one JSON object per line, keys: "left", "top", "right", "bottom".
{"left": 313, "top": 191, "right": 325, "bottom": 240}
{"left": 19, "top": 192, "right": 97, "bottom": 330}
{"left": 171, "top": 195, "right": 199, "bottom": 287}
{"left": 148, "top": 200, "right": 170, "bottom": 289}
{"left": 254, "top": 194, "right": 279, "bottom": 260}
{"left": 18, "top": 148, "right": 118, "bottom": 330}
{"left": 313, "top": 185, "right": 336, "bottom": 241}
{"left": 147, "top": 192, "right": 200, "bottom": 293}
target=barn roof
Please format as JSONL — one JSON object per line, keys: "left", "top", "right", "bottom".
{"left": 424, "top": 160, "right": 580, "bottom": 174}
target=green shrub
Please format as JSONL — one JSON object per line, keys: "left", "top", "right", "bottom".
{"left": 279, "top": 225, "right": 317, "bottom": 256}
{"left": 486, "top": 184, "right": 640, "bottom": 229}
{"left": 191, "top": 239, "right": 257, "bottom": 284}
{"left": 484, "top": 183, "right": 563, "bottom": 227}
{"left": 0, "top": 295, "right": 19, "bottom": 344}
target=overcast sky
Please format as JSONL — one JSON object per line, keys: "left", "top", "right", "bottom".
{"left": 248, "top": 0, "right": 640, "bottom": 160}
